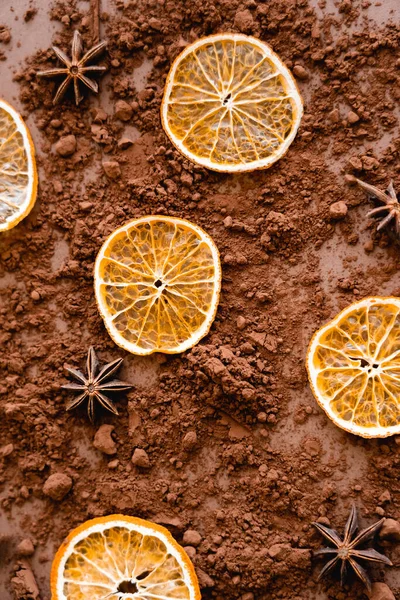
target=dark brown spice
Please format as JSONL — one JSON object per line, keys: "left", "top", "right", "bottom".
{"left": 91, "top": 0, "right": 101, "bottom": 45}
{"left": 313, "top": 505, "right": 392, "bottom": 591}
{"left": 357, "top": 179, "right": 400, "bottom": 237}
{"left": 37, "top": 30, "right": 106, "bottom": 105}
{"left": 62, "top": 347, "right": 132, "bottom": 423}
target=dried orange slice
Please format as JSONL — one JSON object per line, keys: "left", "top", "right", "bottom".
{"left": 161, "top": 33, "right": 302, "bottom": 173}
{"left": 51, "top": 514, "right": 201, "bottom": 600}
{"left": 307, "top": 297, "right": 400, "bottom": 438}
{"left": 94, "top": 216, "right": 221, "bottom": 355}
{"left": 0, "top": 98, "right": 37, "bottom": 232}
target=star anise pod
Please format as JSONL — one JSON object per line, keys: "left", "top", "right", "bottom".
{"left": 357, "top": 178, "right": 400, "bottom": 236}
{"left": 62, "top": 347, "right": 132, "bottom": 422}
{"left": 313, "top": 505, "right": 392, "bottom": 591}
{"left": 37, "top": 30, "right": 107, "bottom": 105}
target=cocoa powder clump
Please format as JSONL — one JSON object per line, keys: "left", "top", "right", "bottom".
{"left": 43, "top": 473, "right": 73, "bottom": 501}
{"left": 55, "top": 135, "right": 77, "bottom": 157}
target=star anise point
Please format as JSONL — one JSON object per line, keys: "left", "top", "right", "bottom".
{"left": 356, "top": 178, "right": 400, "bottom": 237}
{"left": 313, "top": 505, "right": 391, "bottom": 591}
{"left": 62, "top": 347, "right": 132, "bottom": 423}
{"left": 37, "top": 30, "right": 107, "bottom": 105}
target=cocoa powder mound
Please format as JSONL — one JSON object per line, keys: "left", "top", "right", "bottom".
{"left": 0, "top": 1, "right": 400, "bottom": 599}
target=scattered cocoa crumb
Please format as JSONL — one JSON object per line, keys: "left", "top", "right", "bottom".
{"left": 131, "top": 448, "right": 150, "bottom": 468}
{"left": 43, "top": 473, "right": 73, "bottom": 501}
{"left": 93, "top": 424, "right": 117, "bottom": 455}
{"left": 329, "top": 201, "right": 348, "bottom": 219}
{"left": 55, "top": 135, "right": 77, "bottom": 157}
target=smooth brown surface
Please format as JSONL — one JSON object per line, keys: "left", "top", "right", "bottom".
{"left": 0, "top": 0, "right": 400, "bottom": 599}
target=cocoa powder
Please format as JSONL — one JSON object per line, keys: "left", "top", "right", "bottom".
{"left": 0, "top": 1, "right": 400, "bottom": 599}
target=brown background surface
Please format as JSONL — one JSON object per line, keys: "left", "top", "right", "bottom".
{"left": 0, "top": 0, "right": 400, "bottom": 598}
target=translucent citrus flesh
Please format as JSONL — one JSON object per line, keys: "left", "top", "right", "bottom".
{"left": 162, "top": 34, "right": 302, "bottom": 172}
{"left": 52, "top": 517, "right": 199, "bottom": 600}
{"left": 307, "top": 298, "right": 400, "bottom": 436}
{"left": 0, "top": 100, "right": 37, "bottom": 231}
{"left": 95, "top": 217, "right": 221, "bottom": 355}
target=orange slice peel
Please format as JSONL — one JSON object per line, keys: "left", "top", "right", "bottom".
{"left": 94, "top": 215, "right": 221, "bottom": 355}
{"left": 307, "top": 296, "right": 400, "bottom": 438}
{"left": 161, "top": 33, "right": 303, "bottom": 173}
{"left": 0, "top": 98, "right": 37, "bottom": 232}
{"left": 50, "top": 514, "right": 201, "bottom": 600}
